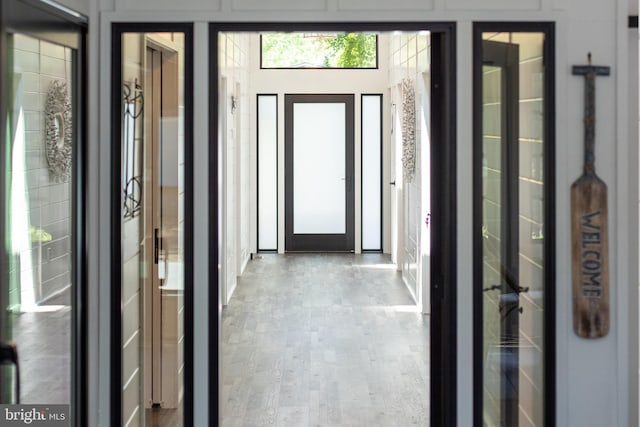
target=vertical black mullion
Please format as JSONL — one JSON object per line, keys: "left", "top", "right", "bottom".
{"left": 73, "top": 27, "right": 89, "bottom": 427}
{"left": 378, "top": 94, "right": 383, "bottom": 251}
{"left": 471, "top": 24, "right": 483, "bottom": 427}
{"left": 110, "top": 24, "right": 123, "bottom": 427}
{"left": 284, "top": 94, "right": 293, "bottom": 251}
{"left": 208, "top": 25, "right": 219, "bottom": 427}
{"left": 543, "top": 24, "right": 556, "bottom": 427}
{"left": 346, "top": 93, "right": 355, "bottom": 250}
{"left": 183, "top": 24, "right": 194, "bottom": 427}
{"left": 430, "top": 25, "right": 457, "bottom": 427}
{"left": 502, "top": 42, "right": 520, "bottom": 427}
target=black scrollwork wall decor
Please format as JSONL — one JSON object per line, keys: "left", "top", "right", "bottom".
{"left": 122, "top": 79, "right": 143, "bottom": 219}
{"left": 401, "top": 78, "right": 416, "bottom": 181}
{"left": 45, "top": 81, "right": 72, "bottom": 182}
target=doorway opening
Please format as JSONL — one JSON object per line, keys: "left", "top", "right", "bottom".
{"left": 211, "top": 24, "right": 457, "bottom": 426}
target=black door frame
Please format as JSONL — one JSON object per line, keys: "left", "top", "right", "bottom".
{"left": 0, "top": 0, "right": 87, "bottom": 423}
{"left": 472, "top": 22, "right": 556, "bottom": 427}
{"left": 284, "top": 93, "right": 355, "bottom": 252}
{"left": 111, "top": 22, "right": 195, "bottom": 427}
{"left": 210, "top": 22, "right": 457, "bottom": 426}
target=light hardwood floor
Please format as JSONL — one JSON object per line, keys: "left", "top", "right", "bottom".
{"left": 221, "top": 253, "right": 430, "bottom": 426}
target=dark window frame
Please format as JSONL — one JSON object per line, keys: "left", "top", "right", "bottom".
{"left": 110, "top": 22, "right": 195, "bottom": 427}
{"left": 472, "top": 21, "right": 556, "bottom": 427}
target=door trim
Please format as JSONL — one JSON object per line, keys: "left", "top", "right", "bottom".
{"left": 284, "top": 93, "right": 355, "bottom": 252}
{"left": 210, "top": 22, "right": 457, "bottom": 427}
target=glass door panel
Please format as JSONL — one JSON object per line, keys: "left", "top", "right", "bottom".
{"left": 293, "top": 102, "right": 346, "bottom": 234}
{"left": 284, "top": 94, "right": 354, "bottom": 252}
{"left": 8, "top": 30, "right": 75, "bottom": 402}
{"left": 2, "top": 3, "right": 84, "bottom": 418}
{"left": 477, "top": 31, "right": 548, "bottom": 426}
{"left": 119, "top": 31, "right": 186, "bottom": 427}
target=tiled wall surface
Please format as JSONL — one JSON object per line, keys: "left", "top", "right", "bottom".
{"left": 388, "top": 32, "right": 430, "bottom": 303}
{"left": 12, "top": 34, "right": 73, "bottom": 307}
{"left": 219, "top": 32, "right": 251, "bottom": 301}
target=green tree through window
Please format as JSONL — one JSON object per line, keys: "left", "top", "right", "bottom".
{"left": 261, "top": 32, "right": 377, "bottom": 68}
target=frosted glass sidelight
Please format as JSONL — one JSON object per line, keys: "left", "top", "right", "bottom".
{"left": 258, "top": 95, "right": 278, "bottom": 250}
{"left": 362, "top": 95, "right": 382, "bottom": 250}
{"left": 293, "top": 103, "right": 346, "bottom": 234}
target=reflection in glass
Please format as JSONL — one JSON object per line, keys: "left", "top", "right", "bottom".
{"left": 5, "top": 33, "right": 75, "bottom": 405}
{"left": 480, "top": 32, "right": 546, "bottom": 426}
{"left": 121, "top": 32, "right": 185, "bottom": 426}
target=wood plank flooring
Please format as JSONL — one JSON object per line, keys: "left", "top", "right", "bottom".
{"left": 221, "top": 253, "right": 430, "bottom": 426}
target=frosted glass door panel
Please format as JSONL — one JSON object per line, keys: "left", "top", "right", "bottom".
{"left": 257, "top": 95, "right": 278, "bottom": 250}
{"left": 293, "top": 103, "right": 346, "bottom": 234}
{"left": 362, "top": 95, "right": 382, "bottom": 250}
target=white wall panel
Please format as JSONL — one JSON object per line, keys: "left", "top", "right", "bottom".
{"left": 232, "top": 0, "right": 326, "bottom": 11}
{"left": 446, "top": 0, "right": 540, "bottom": 10}
{"left": 118, "top": 0, "right": 220, "bottom": 11}
{"left": 339, "top": 0, "right": 434, "bottom": 11}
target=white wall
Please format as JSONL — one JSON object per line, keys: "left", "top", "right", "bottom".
{"left": 387, "top": 32, "right": 430, "bottom": 309}
{"left": 87, "top": 0, "right": 639, "bottom": 426}
{"left": 219, "top": 32, "right": 251, "bottom": 303}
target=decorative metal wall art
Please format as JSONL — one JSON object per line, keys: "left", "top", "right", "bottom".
{"left": 122, "top": 79, "right": 143, "bottom": 219}
{"left": 401, "top": 78, "right": 416, "bottom": 181}
{"left": 44, "top": 80, "right": 72, "bottom": 182}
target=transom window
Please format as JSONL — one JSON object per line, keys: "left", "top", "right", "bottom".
{"left": 260, "top": 32, "right": 378, "bottom": 69}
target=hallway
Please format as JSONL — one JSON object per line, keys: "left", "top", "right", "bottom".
{"left": 221, "top": 253, "right": 429, "bottom": 426}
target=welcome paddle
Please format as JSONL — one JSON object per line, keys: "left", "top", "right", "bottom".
{"left": 570, "top": 53, "right": 610, "bottom": 338}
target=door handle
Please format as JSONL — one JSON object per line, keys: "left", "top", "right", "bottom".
{"left": 0, "top": 342, "right": 19, "bottom": 403}
{"left": 390, "top": 181, "right": 396, "bottom": 186}
{"left": 154, "top": 228, "right": 159, "bottom": 264}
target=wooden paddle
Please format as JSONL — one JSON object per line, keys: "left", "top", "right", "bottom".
{"left": 571, "top": 53, "right": 610, "bottom": 338}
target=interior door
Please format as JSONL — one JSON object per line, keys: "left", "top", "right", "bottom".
{"left": 0, "top": 0, "right": 85, "bottom": 418}
{"left": 143, "top": 42, "right": 182, "bottom": 411}
{"left": 284, "top": 94, "right": 354, "bottom": 252}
